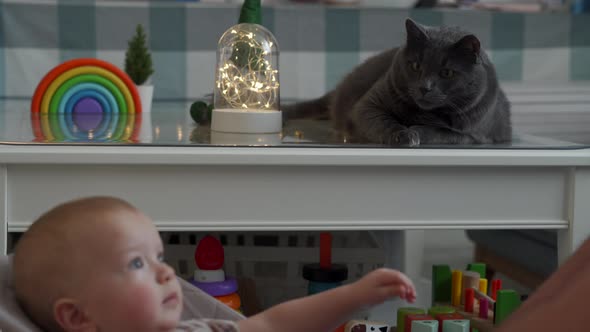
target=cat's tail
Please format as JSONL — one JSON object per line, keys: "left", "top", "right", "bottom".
{"left": 281, "top": 92, "right": 332, "bottom": 121}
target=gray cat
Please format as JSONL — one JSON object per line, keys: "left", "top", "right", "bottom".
{"left": 283, "top": 18, "right": 512, "bottom": 146}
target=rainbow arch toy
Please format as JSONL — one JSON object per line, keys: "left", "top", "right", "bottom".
{"left": 31, "top": 58, "right": 142, "bottom": 142}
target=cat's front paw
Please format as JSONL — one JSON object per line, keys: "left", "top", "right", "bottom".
{"left": 391, "top": 129, "right": 420, "bottom": 147}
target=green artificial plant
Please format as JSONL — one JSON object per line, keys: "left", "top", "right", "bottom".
{"left": 125, "top": 24, "right": 154, "bottom": 85}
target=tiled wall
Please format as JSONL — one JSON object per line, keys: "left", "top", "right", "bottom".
{"left": 1, "top": 0, "right": 589, "bottom": 100}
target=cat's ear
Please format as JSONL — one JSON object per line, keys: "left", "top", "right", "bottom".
{"left": 453, "top": 34, "right": 481, "bottom": 64}
{"left": 405, "top": 18, "right": 428, "bottom": 47}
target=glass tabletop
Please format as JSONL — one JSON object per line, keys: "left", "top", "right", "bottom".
{"left": 1, "top": 99, "right": 588, "bottom": 150}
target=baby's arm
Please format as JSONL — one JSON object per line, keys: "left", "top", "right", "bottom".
{"left": 238, "top": 268, "right": 416, "bottom": 332}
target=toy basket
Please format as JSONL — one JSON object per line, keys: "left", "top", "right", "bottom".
{"left": 162, "top": 231, "right": 385, "bottom": 311}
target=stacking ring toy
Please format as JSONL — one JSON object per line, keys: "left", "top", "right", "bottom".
{"left": 214, "top": 293, "right": 241, "bottom": 310}
{"left": 30, "top": 58, "right": 142, "bottom": 142}
{"left": 190, "top": 277, "right": 238, "bottom": 297}
{"left": 194, "top": 268, "right": 226, "bottom": 283}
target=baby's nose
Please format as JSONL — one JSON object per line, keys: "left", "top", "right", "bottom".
{"left": 157, "top": 263, "right": 175, "bottom": 283}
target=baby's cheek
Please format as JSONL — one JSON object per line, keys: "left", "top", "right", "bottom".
{"left": 120, "top": 284, "right": 161, "bottom": 322}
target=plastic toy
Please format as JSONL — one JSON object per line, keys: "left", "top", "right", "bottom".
{"left": 30, "top": 58, "right": 141, "bottom": 142}
{"left": 302, "top": 232, "right": 348, "bottom": 295}
{"left": 190, "top": 235, "right": 242, "bottom": 312}
{"left": 214, "top": 292, "right": 242, "bottom": 311}
{"left": 194, "top": 267, "right": 225, "bottom": 282}
{"left": 195, "top": 235, "right": 224, "bottom": 270}
{"left": 191, "top": 277, "right": 238, "bottom": 297}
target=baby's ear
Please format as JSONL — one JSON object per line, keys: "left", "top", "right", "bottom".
{"left": 54, "top": 298, "right": 94, "bottom": 332}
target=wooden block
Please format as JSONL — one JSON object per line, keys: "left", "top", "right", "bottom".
{"left": 411, "top": 320, "right": 439, "bottom": 332}
{"left": 464, "top": 288, "right": 474, "bottom": 313}
{"left": 397, "top": 308, "right": 426, "bottom": 332}
{"left": 452, "top": 304, "right": 494, "bottom": 332}
{"left": 478, "top": 278, "right": 488, "bottom": 295}
{"left": 432, "top": 265, "right": 452, "bottom": 305}
{"left": 490, "top": 279, "right": 502, "bottom": 300}
{"left": 461, "top": 271, "right": 480, "bottom": 305}
{"left": 442, "top": 319, "right": 470, "bottom": 332}
{"left": 345, "top": 320, "right": 389, "bottom": 332}
{"left": 479, "top": 298, "right": 489, "bottom": 319}
{"left": 471, "top": 287, "right": 495, "bottom": 306}
{"left": 405, "top": 314, "right": 434, "bottom": 332}
{"left": 435, "top": 313, "right": 464, "bottom": 332}
{"left": 451, "top": 270, "right": 463, "bottom": 307}
{"left": 428, "top": 306, "right": 455, "bottom": 317}
{"left": 494, "top": 290, "right": 521, "bottom": 325}
{"left": 467, "top": 263, "right": 486, "bottom": 278}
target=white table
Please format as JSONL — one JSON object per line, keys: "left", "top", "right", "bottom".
{"left": 2, "top": 96, "right": 590, "bottom": 279}
{"left": 1, "top": 144, "right": 589, "bottom": 277}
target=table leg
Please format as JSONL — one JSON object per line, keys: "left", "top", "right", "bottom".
{"left": 371, "top": 230, "right": 425, "bottom": 279}
{"left": 0, "top": 165, "right": 6, "bottom": 255}
{"left": 558, "top": 167, "right": 590, "bottom": 265}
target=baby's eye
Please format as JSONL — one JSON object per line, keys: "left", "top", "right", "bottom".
{"left": 129, "top": 257, "right": 144, "bottom": 270}
{"left": 157, "top": 252, "right": 165, "bottom": 262}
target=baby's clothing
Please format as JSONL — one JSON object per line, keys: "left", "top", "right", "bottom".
{"left": 175, "top": 319, "right": 239, "bottom": 332}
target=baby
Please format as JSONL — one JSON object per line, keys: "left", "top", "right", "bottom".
{"left": 12, "top": 197, "right": 416, "bottom": 332}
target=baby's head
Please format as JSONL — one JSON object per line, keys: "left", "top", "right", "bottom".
{"left": 13, "top": 196, "right": 183, "bottom": 332}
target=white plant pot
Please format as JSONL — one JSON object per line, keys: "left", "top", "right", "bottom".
{"left": 137, "top": 84, "right": 154, "bottom": 113}
{"left": 138, "top": 111, "right": 153, "bottom": 143}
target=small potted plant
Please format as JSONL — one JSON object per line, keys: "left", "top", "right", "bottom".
{"left": 125, "top": 24, "right": 154, "bottom": 113}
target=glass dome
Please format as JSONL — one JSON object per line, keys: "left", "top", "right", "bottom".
{"left": 214, "top": 23, "right": 280, "bottom": 111}
{"left": 212, "top": 23, "right": 282, "bottom": 134}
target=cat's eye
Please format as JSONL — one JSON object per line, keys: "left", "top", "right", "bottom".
{"left": 410, "top": 61, "right": 421, "bottom": 72}
{"left": 440, "top": 68, "right": 454, "bottom": 78}
{"left": 129, "top": 257, "right": 144, "bottom": 270}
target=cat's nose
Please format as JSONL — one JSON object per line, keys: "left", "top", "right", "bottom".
{"left": 419, "top": 87, "right": 432, "bottom": 96}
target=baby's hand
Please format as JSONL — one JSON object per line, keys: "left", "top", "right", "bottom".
{"left": 353, "top": 268, "right": 417, "bottom": 306}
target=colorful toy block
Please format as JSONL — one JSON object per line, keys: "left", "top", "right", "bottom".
{"left": 398, "top": 263, "right": 523, "bottom": 332}
{"left": 494, "top": 290, "right": 521, "bottom": 325}
{"left": 479, "top": 298, "right": 489, "bottom": 319}
{"left": 397, "top": 307, "right": 427, "bottom": 332}
{"left": 466, "top": 263, "right": 486, "bottom": 278}
{"left": 411, "top": 320, "right": 439, "bottom": 332}
{"left": 460, "top": 271, "right": 480, "bottom": 305}
{"left": 464, "top": 288, "right": 474, "bottom": 313}
{"left": 490, "top": 279, "right": 502, "bottom": 300}
{"left": 345, "top": 320, "right": 389, "bottom": 332}
{"left": 405, "top": 314, "right": 434, "bottom": 332}
{"left": 478, "top": 278, "right": 488, "bottom": 295}
{"left": 435, "top": 312, "right": 464, "bottom": 332}
{"left": 451, "top": 271, "right": 462, "bottom": 306}
{"left": 428, "top": 306, "right": 455, "bottom": 317}
{"left": 442, "top": 319, "right": 470, "bottom": 332}
{"left": 432, "top": 265, "right": 452, "bottom": 305}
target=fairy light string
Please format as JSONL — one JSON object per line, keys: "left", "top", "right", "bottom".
{"left": 216, "top": 27, "right": 279, "bottom": 110}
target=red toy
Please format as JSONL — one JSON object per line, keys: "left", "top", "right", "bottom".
{"left": 195, "top": 235, "right": 224, "bottom": 270}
